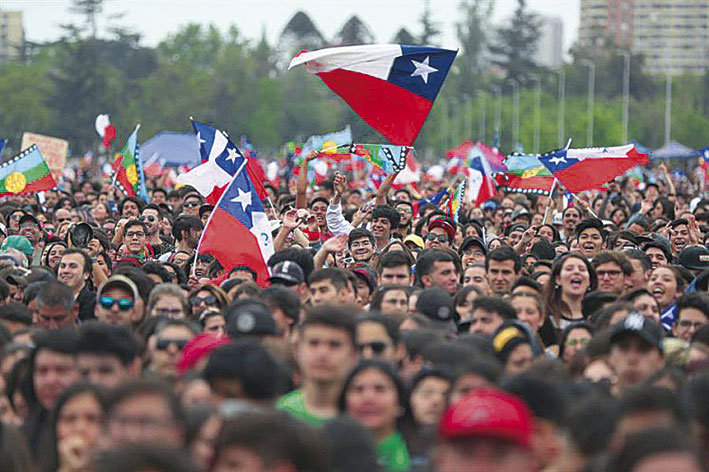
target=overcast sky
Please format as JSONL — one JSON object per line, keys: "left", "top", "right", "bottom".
{"left": 6, "top": 0, "right": 580, "bottom": 53}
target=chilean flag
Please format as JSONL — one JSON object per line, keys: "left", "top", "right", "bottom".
{"left": 466, "top": 155, "right": 497, "bottom": 206}
{"left": 95, "top": 114, "right": 116, "bottom": 150}
{"left": 177, "top": 120, "right": 265, "bottom": 204}
{"left": 197, "top": 161, "right": 274, "bottom": 288}
{"left": 538, "top": 144, "right": 649, "bottom": 193}
{"left": 289, "top": 44, "right": 457, "bottom": 146}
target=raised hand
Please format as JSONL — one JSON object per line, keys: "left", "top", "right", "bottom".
{"left": 322, "top": 234, "right": 348, "bottom": 253}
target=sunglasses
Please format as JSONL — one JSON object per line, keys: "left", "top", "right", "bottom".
{"left": 357, "top": 341, "right": 388, "bottom": 355}
{"left": 155, "top": 338, "right": 189, "bottom": 351}
{"left": 425, "top": 233, "right": 449, "bottom": 243}
{"left": 183, "top": 201, "right": 200, "bottom": 208}
{"left": 190, "top": 295, "right": 217, "bottom": 306}
{"left": 139, "top": 215, "right": 156, "bottom": 222}
{"left": 99, "top": 296, "right": 134, "bottom": 311}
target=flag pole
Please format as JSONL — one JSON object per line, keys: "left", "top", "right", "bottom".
{"left": 543, "top": 178, "right": 559, "bottom": 224}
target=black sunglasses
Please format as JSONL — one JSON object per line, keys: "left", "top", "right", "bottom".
{"left": 139, "top": 215, "right": 156, "bottom": 222}
{"left": 190, "top": 295, "right": 217, "bottom": 306}
{"left": 155, "top": 338, "right": 189, "bottom": 351}
{"left": 425, "top": 233, "right": 449, "bottom": 243}
{"left": 358, "top": 341, "right": 388, "bottom": 355}
{"left": 183, "top": 201, "right": 200, "bottom": 208}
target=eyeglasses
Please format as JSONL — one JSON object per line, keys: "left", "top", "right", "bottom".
{"left": 596, "top": 270, "right": 622, "bottom": 279}
{"left": 99, "top": 296, "right": 134, "bottom": 311}
{"left": 677, "top": 320, "right": 705, "bottom": 330}
{"left": 350, "top": 240, "right": 372, "bottom": 249}
{"left": 155, "top": 338, "right": 189, "bottom": 350}
{"left": 565, "top": 338, "right": 590, "bottom": 348}
{"left": 425, "top": 233, "right": 449, "bottom": 243}
{"left": 357, "top": 341, "right": 388, "bottom": 355}
{"left": 183, "top": 201, "right": 200, "bottom": 208}
{"left": 139, "top": 215, "right": 156, "bottom": 222}
{"left": 125, "top": 231, "right": 145, "bottom": 239}
{"left": 190, "top": 295, "right": 217, "bottom": 306}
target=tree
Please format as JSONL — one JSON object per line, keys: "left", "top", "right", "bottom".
{"left": 418, "top": 0, "right": 441, "bottom": 45}
{"left": 392, "top": 27, "right": 417, "bottom": 45}
{"left": 333, "top": 15, "right": 375, "bottom": 46}
{"left": 277, "top": 11, "right": 326, "bottom": 68}
{"left": 456, "top": 0, "right": 493, "bottom": 96}
{"left": 488, "top": 0, "right": 540, "bottom": 83}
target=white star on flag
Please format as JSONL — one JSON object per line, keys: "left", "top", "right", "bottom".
{"left": 550, "top": 155, "right": 566, "bottom": 166}
{"left": 231, "top": 188, "right": 252, "bottom": 212}
{"left": 197, "top": 132, "right": 206, "bottom": 145}
{"left": 410, "top": 56, "right": 437, "bottom": 84}
{"left": 225, "top": 146, "right": 240, "bottom": 163}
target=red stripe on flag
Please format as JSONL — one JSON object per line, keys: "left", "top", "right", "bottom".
{"left": 317, "top": 69, "right": 433, "bottom": 146}
{"left": 554, "top": 152, "right": 648, "bottom": 193}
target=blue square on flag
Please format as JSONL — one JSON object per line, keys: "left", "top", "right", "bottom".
{"left": 387, "top": 46, "right": 456, "bottom": 101}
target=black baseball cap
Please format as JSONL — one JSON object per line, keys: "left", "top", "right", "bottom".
{"left": 226, "top": 302, "right": 278, "bottom": 337}
{"left": 609, "top": 313, "right": 663, "bottom": 352}
{"left": 459, "top": 236, "right": 487, "bottom": 256}
{"left": 268, "top": 261, "right": 305, "bottom": 286}
{"left": 678, "top": 246, "right": 709, "bottom": 271}
{"left": 415, "top": 287, "right": 455, "bottom": 332}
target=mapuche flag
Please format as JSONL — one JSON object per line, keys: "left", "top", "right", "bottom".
{"left": 0, "top": 145, "right": 56, "bottom": 196}
{"left": 289, "top": 44, "right": 457, "bottom": 145}
{"left": 495, "top": 153, "right": 555, "bottom": 195}
{"left": 112, "top": 125, "right": 148, "bottom": 200}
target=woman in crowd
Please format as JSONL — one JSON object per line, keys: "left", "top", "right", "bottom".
{"left": 544, "top": 253, "right": 598, "bottom": 331}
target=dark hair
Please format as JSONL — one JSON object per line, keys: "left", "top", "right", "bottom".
{"left": 77, "top": 321, "right": 140, "bottom": 365}
{"left": 257, "top": 286, "right": 301, "bottom": 323}
{"left": 171, "top": 215, "right": 203, "bottom": 242}
{"left": 28, "top": 329, "right": 79, "bottom": 408}
{"left": 308, "top": 267, "right": 350, "bottom": 290}
{"left": 543, "top": 253, "right": 598, "bottom": 324}
{"left": 371, "top": 206, "right": 401, "bottom": 229}
{"left": 119, "top": 196, "right": 145, "bottom": 215}
{"left": 94, "top": 444, "right": 199, "bottom": 472}
{"left": 356, "top": 313, "right": 400, "bottom": 344}
{"left": 215, "top": 412, "right": 327, "bottom": 472}
{"left": 415, "top": 249, "right": 457, "bottom": 285}
{"left": 676, "top": 292, "right": 709, "bottom": 321}
{"left": 0, "top": 302, "right": 32, "bottom": 327}
{"left": 511, "top": 276, "right": 542, "bottom": 294}
{"left": 338, "top": 359, "right": 407, "bottom": 415}
{"left": 591, "top": 250, "right": 633, "bottom": 275}
{"left": 142, "top": 262, "right": 172, "bottom": 283}
{"left": 618, "top": 386, "right": 689, "bottom": 428}
{"left": 308, "top": 196, "right": 328, "bottom": 209}
{"left": 370, "top": 285, "right": 409, "bottom": 312}
{"left": 500, "top": 374, "right": 568, "bottom": 426}
{"left": 229, "top": 265, "right": 257, "bottom": 282}
{"left": 485, "top": 246, "right": 521, "bottom": 273}
{"left": 123, "top": 219, "right": 147, "bottom": 237}
{"left": 611, "top": 427, "right": 700, "bottom": 472}
{"left": 268, "top": 248, "right": 315, "bottom": 281}
{"left": 558, "top": 321, "right": 594, "bottom": 360}
{"left": 36, "top": 281, "right": 74, "bottom": 311}
{"left": 471, "top": 296, "right": 517, "bottom": 320}
{"left": 348, "top": 228, "right": 375, "bottom": 247}
{"left": 575, "top": 218, "right": 605, "bottom": 240}
{"left": 378, "top": 250, "right": 413, "bottom": 275}
{"left": 300, "top": 305, "right": 357, "bottom": 346}
{"left": 61, "top": 247, "right": 93, "bottom": 275}
{"left": 203, "top": 340, "right": 286, "bottom": 401}
{"left": 106, "top": 378, "right": 185, "bottom": 429}
{"left": 623, "top": 248, "right": 652, "bottom": 272}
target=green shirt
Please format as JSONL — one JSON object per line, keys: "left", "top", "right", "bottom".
{"left": 377, "top": 431, "right": 410, "bottom": 472}
{"left": 276, "top": 389, "right": 327, "bottom": 426}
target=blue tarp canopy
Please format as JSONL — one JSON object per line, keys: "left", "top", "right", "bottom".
{"left": 630, "top": 139, "right": 651, "bottom": 156}
{"left": 650, "top": 140, "right": 700, "bottom": 160}
{"left": 141, "top": 132, "right": 201, "bottom": 166}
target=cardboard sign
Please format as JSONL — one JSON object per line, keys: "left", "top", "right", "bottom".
{"left": 21, "top": 132, "right": 68, "bottom": 180}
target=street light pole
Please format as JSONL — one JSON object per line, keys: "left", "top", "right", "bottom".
{"left": 507, "top": 79, "right": 520, "bottom": 150}
{"left": 580, "top": 59, "right": 596, "bottom": 147}
{"left": 665, "top": 72, "right": 672, "bottom": 145}
{"left": 617, "top": 51, "right": 630, "bottom": 143}
{"left": 553, "top": 68, "right": 566, "bottom": 148}
{"left": 530, "top": 74, "right": 542, "bottom": 153}
{"left": 492, "top": 85, "right": 501, "bottom": 148}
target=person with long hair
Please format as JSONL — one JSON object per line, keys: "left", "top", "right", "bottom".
{"left": 648, "top": 265, "right": 686, "bottom": 311}
{"left": 339, "top": 360, "right": 410, "bottom": 471}
{"left": 543, "top": 253, "right": 598, "bottom": 332}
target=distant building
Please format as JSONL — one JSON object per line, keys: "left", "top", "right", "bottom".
{"left": 535, "top": 16, "right": 563, "bottom": 68}
{"left": 0, "top": 10, "right": 23, "bottom": 63}
{"left": 579, "top": 0, "right": 709, "bottom": 75}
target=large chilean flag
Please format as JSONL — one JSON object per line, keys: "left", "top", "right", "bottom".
{"left": 538, "top": 144, "right": 649, "bottom": 193}
{"left": 196, "top": 162, "right": 274, "bottom": 288}
{"left": 289, "top": 44, "right": 457, "bottom": 146}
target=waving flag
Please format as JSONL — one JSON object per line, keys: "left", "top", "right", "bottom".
{"left": 351, "top": 143, "right": 410, "bottom": 175}
{"left": 448, "top": 180, "right": 466, "bottom": 223}
{"left": 179, "top": 120, "right": 265, "bottom": 204}
{"left": 495, "top": 153, "right": 554, "bottom": 195}
{"left": 0, "top": 145, "right": 56, "bottom": 196}
{"left": 289, "top": 44, "right": 457, "bottom": 145}
{"left": 95, "top": 114, "right": 117, "bottom": 150}
{"left": 446, "top": 141, "right": 506, "bottom": 172}
{"left": 466, "top": 155, "right": 496, "bottom": 206}
{"left": 112, "top": 125, "right": 147, "bottom": 200}
{"left": 538, "top": 144, "right": 649, "bottom": 193}
{"left": 197, "top": 161, "right": 274, "bottom": 288}
{"left": 412, "top": 190, "right": 446, "bottom": 217}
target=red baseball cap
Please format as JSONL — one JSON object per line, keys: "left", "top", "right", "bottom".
{"left": 177, "top": 333, "right": 230, "bottom": 374}
{"left": 428, "top": 219, "right": 456, "bottom": 241}
{"left": 438, "top": 388, "right": 533, "bottom": 450}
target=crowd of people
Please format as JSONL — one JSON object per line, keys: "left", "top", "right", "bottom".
{"left": 0, "top": 154, "right": 707, "bottom": 472}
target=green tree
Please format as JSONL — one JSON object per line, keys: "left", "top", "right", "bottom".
{"left": 418, "top": 0, "right": 441, "bottom": 45}
{"left": 488, "top": 0, "right": 539, "bottom": 83}
{"left": 455, "top": 0, "right": 494, "bottom": 96}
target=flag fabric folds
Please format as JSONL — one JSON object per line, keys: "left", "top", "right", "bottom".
{"left": 197, "top": 162, "right": 274, "bottom": 288}
{"left": 466, "top": 155, "right": 496, "bottom": 206}
{"left": 95, "top": 114, "right": 116, "bottom": 150}
{"left": 448, "top": 180, "right": 466, "bottom": 223}
{"left": 289, "top": 44, "right": 457, "bottom": 145}
{"left": 0, "top": 145, "right": 57, "bottom": 196}
{"left": 412, "top": 190, "right": 446, "bottom": 217}
{"left": 0, "top": 140, "right": 6, "bottom": 158}
{"left": 178, "top": 120, "right": 265, "bottom": 205}
{"left": 495, "top": 153, "right": 555, "bottom": 195}
{"left": 537, "top": 144, "right": 649, "bottom": 193}
{"left": 112, "top": 125, "right": 147, "bottom": 201}
{"left": 351, "top": 144, "right": 410, "bottom": 175}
